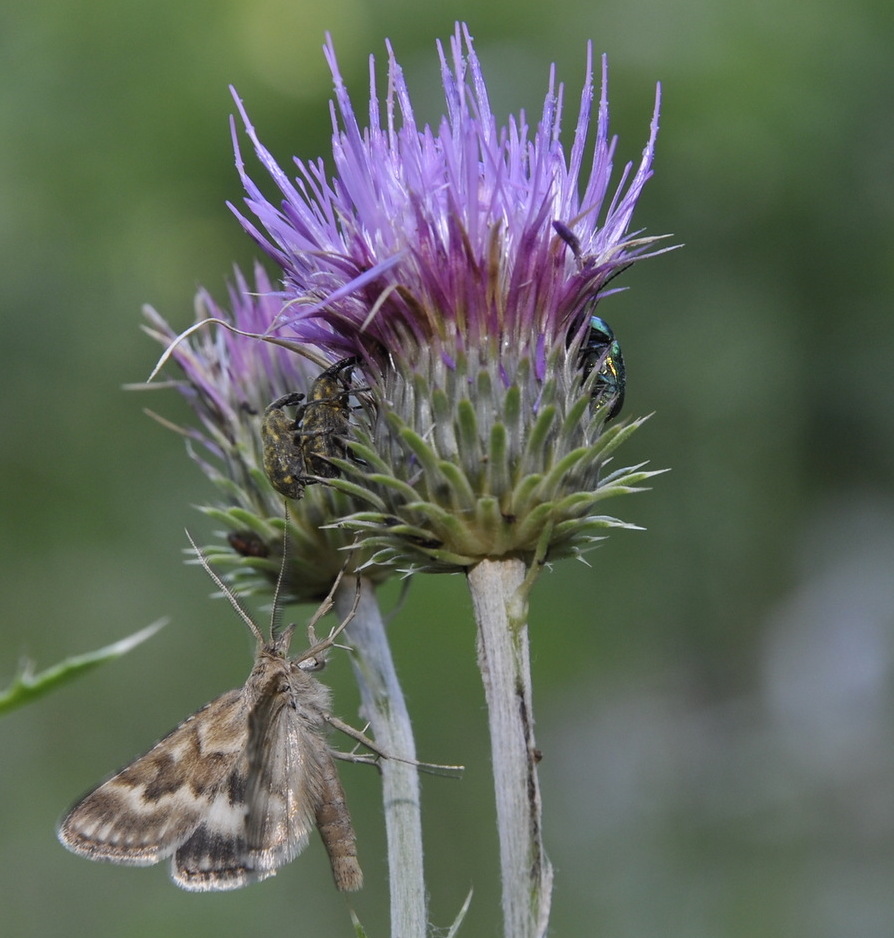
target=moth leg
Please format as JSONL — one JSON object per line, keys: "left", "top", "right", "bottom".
{"left": 303, "top": 574, "right": 361, "bottom": 653}
{"left": 330, "top": 750, "right": 381, "bottom": 768}
{"left": 324, "top": 713, "right": 463, "bottom": 777}
{"left": 329, "top": 719, "right": 381, "bottom": 768}
{"left": 324, "top": 713, "right": 381, "bottom": 752}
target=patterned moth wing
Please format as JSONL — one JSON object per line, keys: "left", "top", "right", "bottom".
{"left": 58, "top": 631, "right": 362, "bottom": 891}
{"left": 236, "top": 651, "right": 360, "bottom": 892}
{"left": 58, "top": 689, "right": 247, "bottom": 874}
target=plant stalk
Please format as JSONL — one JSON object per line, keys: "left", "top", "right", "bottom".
{"left": 335, "top": 577, "right": 426, "bottom": 938}
{"left": 467, "top": 557, "right": 553, "bottom": 938}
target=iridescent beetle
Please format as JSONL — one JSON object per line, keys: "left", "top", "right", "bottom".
{"left": 579, "top": 315, "right": 626, "bottom": 421}
{"left": 261, "top": 357, "right": 362, "bottom": 500}
{"left": 552, "top": 222, "right": 627, "bottom": 421}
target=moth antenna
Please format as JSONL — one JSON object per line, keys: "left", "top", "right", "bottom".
{"left": 269, "top": 500, "right": 291, "bottom": 640}
{"left": 184, "top": 529, "right": 264, "bottom": 646}
{"left": 146, "top": 316, "right": 330, "bottom": 383}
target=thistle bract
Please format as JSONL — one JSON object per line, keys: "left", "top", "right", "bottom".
{"left": 230, "top": 24, "right": 668, "bottom": 573}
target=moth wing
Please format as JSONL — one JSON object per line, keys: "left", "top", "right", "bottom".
{"left": 58, "top": 689, "right": 247, "bottom": 867}
{"left": 169, "top": 747, "right": 256, "bottom": 891}
{"left": 244, "top": 702, "right": 326, "bottom": 870}
{"left": 242, "top": 684, "right": 362, "bottom": 891}
{"left": 171, "top": 674, "right": 323, "bottom": 890}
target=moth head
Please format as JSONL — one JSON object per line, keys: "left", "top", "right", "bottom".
{"left": 269, "top": 622, "right": 296, "bottom": 657}
{"left": 184, "top": 531, "right": 361, "bottom": 673}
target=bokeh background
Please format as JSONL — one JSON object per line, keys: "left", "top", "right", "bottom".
{"left": 2, "top": 1, "right": 893, "bottom": 936}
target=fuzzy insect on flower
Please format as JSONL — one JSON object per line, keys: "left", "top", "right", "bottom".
{"left": 261, "top": 356, "right": 365, "bottom": 500}
{"left": 229, "top": 25, "right": 670, "bottom": 575}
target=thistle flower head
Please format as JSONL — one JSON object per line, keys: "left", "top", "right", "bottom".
{"left": 229, "top": 24, "right": 669, "bottom": 573}
{"left": 142, "top": 263, "right": 385, "bottom": 599}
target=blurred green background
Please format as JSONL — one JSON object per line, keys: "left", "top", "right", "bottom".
{"left": 2, "top": 0, "right": 893, "bottom": 935}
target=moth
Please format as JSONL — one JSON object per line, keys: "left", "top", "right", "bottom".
{"left": 58, "top": 536, "right": 364, "bottom": 892}
{"left": 260, "top": 357, "right": 364, "bottom": 500}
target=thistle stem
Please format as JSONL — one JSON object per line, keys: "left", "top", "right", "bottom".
{"left": 467, "top": 558, "right": 553, "bottom": 938}
{"left": 334, "top": 577, "right": 426, "bottom": 938}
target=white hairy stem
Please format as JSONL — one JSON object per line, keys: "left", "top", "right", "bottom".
{"left": 334, "top": 577, "right": 426, "bottom": 938}
{"left": 467, "top": 558, "right": 553, "bottom": 938}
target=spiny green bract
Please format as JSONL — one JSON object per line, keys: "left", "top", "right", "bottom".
{"left": 323, "top": 347, "right": 662, "bottom": 574}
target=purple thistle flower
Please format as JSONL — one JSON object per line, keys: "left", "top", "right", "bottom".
{"left": 231, "top": 23, "right": 663, "bottom": 374}
{"left": 142, "top": 263, "right": 386, "bottom": 598}
{"left": 224, "top": 24, "right": 669, "bottom": 573}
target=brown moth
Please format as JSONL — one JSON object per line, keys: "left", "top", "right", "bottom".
{"left": 58, "top": 536, "right": 363, "bottom": 892}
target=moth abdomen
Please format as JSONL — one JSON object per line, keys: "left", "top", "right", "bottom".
{"left": 313, "top": 753, "right": 362, "bottom": 892}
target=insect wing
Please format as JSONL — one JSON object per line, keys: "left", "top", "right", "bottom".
{"left": 58, "top": 689, "right": 248, "bottom": 869}
{"left": 172, "top": 660, "right": 341, "bottom": 891}
{"left": 241, "top": 669, "right": 323, "bottom": 875}
{"left": 240, "top": 661, "right": 362, "bottom": 892}
{"left": 245, "top": 662, "right": 363, "bottom": 891}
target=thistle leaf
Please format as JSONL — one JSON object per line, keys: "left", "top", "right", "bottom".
{"left": 0, "top": 620, "right": 167, "bottom": 715}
